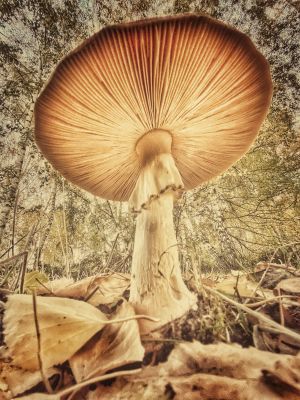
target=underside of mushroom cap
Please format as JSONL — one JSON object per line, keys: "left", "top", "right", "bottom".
{"left": 35, "top": 14, "right": 272, "bottom": 201}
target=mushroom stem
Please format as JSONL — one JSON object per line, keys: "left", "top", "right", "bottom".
{"left": 130, "top": 192, "right": 196, "bottom": 332}
{"left": 129, "top": 133, "right": 196, "bottom": 332}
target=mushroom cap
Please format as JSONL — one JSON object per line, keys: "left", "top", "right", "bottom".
{"left": 35, "top": 14, "right": 272, "bottom": 201}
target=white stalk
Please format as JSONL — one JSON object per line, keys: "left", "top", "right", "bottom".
{"left": 130, "top": 191, "right": 196, "bottom": 332}
{"left": 129, "top": 129, "right": 196, "bottom": 333}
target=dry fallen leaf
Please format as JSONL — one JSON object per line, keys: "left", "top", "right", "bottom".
{"left": 263, "top": 356, "right": 300, "bottom": 393}
{"left": 4, "top": 294, "right": 110, "bottom": 370}
{"left": 51, "top": 273, "right": 130, "bottom": 306}
{"left": 132, "top": 341, "right": 300, "bottom": 399}
{"left": 215, "top": 275, "right": 272, "bottom": 298}
{"left": 0, "top": 363, "right": 58, "bottom": 397}
{"left": 86, "top": 378, "right": 166, "bottom": 400}
{"left": 36, "top": 277, "right": 74, "bottom": 294}
{"left": 169, "top": 373, "right": 299, "bottom": 400}
{"left": 140, "top": 341, "right": 294, "bottom": 379}
{"left": 275, "top": 278, "right": 300, "bottom": 296}
{"left": 86, "top": 371, "right": 300, "bottom": 400}
{"left": 15, "top": 369, "right": 141, "bottom": 400}
{"left": 253, "top": 323, "right": 300, "bottom": 355}
{"left": 24, "top": 271, "right": 49, "bottom": 293}
{"left": 70, "top": 301, "right": 144, "bottom": 382}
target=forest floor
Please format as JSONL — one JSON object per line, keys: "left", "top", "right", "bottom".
{"left": 0, "top": 262, "right": 300, "bottom": 400}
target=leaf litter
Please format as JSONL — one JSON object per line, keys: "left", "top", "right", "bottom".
{"left": 0, "top": 268, "right": 300, "bottom": 400}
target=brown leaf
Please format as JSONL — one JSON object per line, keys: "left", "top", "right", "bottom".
{"left": 16, "top": 369, "right": 142, "bottom": 400}
{"left": 24, "top": 271, "right": 49, "bottom": 293}
{"left": 215, "top": 275, "right": 272, "bottom": 298}
{"left": 263, "top": 357, "right": 300, "bottom": 393}
{"left": 85, "top": 373, "right": 300, "bottom": 400}
{"left": 169, "top": 373, "right": 299, "bottom": 400}
{"left": 82, "top": 342, "right": 300, "bottom": 400}
{"left": 69, "top": 301, "right": 144, "bottom": 382}
{"left": 4, "top": 294, "right": 109, "bottom": 370}
{"left": 0, "top": 363, "right": 58, "bottom": 397}
{"left": 139, "top": 341, "right": 294, "bottom": 379}
{"left": 133, "top": 341, "right": 300, "bottom": 399}
{"left": 36, "top": 277, "right": 74, "bottom": 294}
{"left": 52, "top": 273, "right": 130, "bottom": 306}
{"left": 253, "top": 324, "right": 300, "bottom": 355}
{"left": 275, "top": 278, "right": 300, "bottom": 296}
{"left": 86, "top": 378, "right": 167, "bottom": 400}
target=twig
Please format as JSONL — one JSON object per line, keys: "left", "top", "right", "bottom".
{"left": 84, "top": 286, "right": 100, "bottom": 302}
{"left": 251, "top": 263, "right": 299, "bottom": 277}
{"left": 11, "top": 189, "right": 19, "bottom": 257}
{"left": 269, "top": 242, "right": 300, "bottom": 264}
{"left": 141, "top": 337, "right": 183, "bottom": 343}
{"left": 54, "top": 215, "right": 69, "bottom": 277}
{"left": 249, "top": 265, "right": 269, "bottom": 299}
{"left": 117, "top": 253, "right": 131, "bottom": 272}
{"left": 246, "top": 295, "right": 296, "bottom": 308}
{"left": 19, "top": 251, "right": 28, "bottom": 294}
{"left": 8, "top": 252, "right": 28, "bottom": 292}
{"left": 0, "top": 264, "right": 15, "bottom": 287}
{"left": 105, "top": 233, "right": 119, "bottom": 270}
{"left": 62, "top": 179, "right": 70, "bottom": 278}
{"left": 257, "top": 262, "right": 296, "bottom": 270}
{"left": 35, "top": 278, "right": 54, "bottom": 295}
{"left": 203, "top": 285, "right": 300, "bottom": 343}
{"left": 0, "top": 233, "right": 28, "bottom": 259}
{"left": 234, "top": 273, "right": 242, "bottom": 302}
{"left": 64, "top": 368, "right": 141, "bottom": 400}
{"left": 0, "top": 222, "right": 48, "bottom": 260}
{"left": 258, "top": 324, "right": 300, "bottom": 339}
{"left": 100, "top": 314, "right": 159, "bottom": 325}
{"left": 32, "top": 292, "right": 53, "bottom": 394}
{"left": 106, "top": 200, "right": 117, "bottom": 226}
{"left": 278, "top": 288, "right": 285, "bottom": 326}
{"left": 102, "top": 270, "right": 130, "bottom": 281}
{"left": 0, "top": 251, "right": 28, "bottom": 268}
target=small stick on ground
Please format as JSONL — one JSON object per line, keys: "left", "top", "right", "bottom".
{"left": 246, "top": 295, "right": 295, "bottom": 308}
{"left": 141, "top": 337, "right": 183, "bottom": 343}
{"left": 253, "top": 262, "right": 298, "bottom": 276}
{"left": 278, "top": 288, "right": 285, "bottom": 326}
{"left": 35, "top": 278, "right": 55, "bottom": 295}
{"left": 19, "top": 251, "right": 28, "bottom": 294}
{"left": 65, "top": 368, "right": 141, "bottom": 400}
{"left": 234, "top": 273, "right": 242, "bottom": 302}
{"left": 249, "top": 265, "right": 269, "bottom": 300}
{"left": 84, "top": 286, "right": 101, "bottom": 302}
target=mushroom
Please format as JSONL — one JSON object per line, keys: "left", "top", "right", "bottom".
{"left": 34, "top": 14, "right": 272, "bottom": 332}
